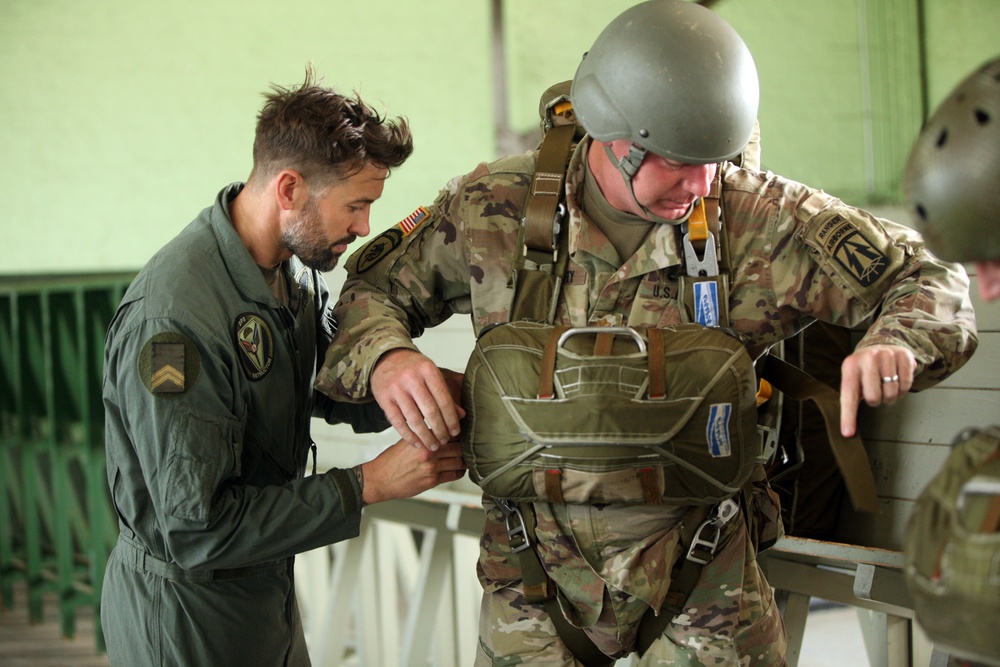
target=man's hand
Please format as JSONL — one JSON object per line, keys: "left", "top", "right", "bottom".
{"left": 839, "top": 344, "right": 917, "bottom": 437}
{"left": 360, "top": 439, "right": 466, "bottom": 505}
{"left": 370, "top": 348, "right": 466, "bottom": 450}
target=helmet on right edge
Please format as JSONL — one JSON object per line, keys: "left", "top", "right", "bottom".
{"left": 570, "top": 0, "right": 759, "bottom": 166}
{"left": 903, "top": 427, "right": 1000, "bottom": 665}
{"left": 903, "top": 57, "right": 1000, "bottom": 262}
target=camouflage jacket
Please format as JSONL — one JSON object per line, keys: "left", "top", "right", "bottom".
{"left": 317, "top": 138, "right": 977, "bottom": 400}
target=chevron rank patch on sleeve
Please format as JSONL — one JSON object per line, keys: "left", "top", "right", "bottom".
{"left": 138, "top": 332, "right": 201, "bottom": 396}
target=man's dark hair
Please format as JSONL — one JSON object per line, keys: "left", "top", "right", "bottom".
{"left": 249, "top": 64, "right": 413, "bottom": 190}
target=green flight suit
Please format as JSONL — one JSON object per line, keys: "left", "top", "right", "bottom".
{"left": 101, "top": 183, "right": 387, "bottom": 666}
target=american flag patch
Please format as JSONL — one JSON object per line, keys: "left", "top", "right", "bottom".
{"left": 397, "top": 207, "right": 428, "bottom": 235}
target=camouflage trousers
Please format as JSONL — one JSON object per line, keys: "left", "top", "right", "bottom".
{"left": 475, "top": 502, "right": 787, "bottom": 666}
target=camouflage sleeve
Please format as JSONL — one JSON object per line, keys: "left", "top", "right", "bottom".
{"left": 315, "top": 159, "right": 530, "bottom": 400}
{"left": 725, "top": 166, "right": 977, "bottom": 390}
{"left": 843, "top": 218, "right": 978, "bottom": 389}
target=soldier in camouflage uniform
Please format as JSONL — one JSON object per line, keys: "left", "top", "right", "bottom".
{"left": 317, "top": 2, "right": 978, "bottom": 664}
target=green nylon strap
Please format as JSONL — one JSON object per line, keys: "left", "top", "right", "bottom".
{"left": 633, "top": 504, "right": 716, "bottom": 656}
{"left": 537, "top": 325, "right": 571, "bottom": 399}
{"left": 511, "top": 503, "right": 615, "bottom": 667}
{"left": 508, "top": 498, "right": 727, "bottom": 662}
{"left": 760, "top": 354, "right": 879, "bottom": 513}
{"left": 523, "top": 123, "right": 578, "bottom": 253}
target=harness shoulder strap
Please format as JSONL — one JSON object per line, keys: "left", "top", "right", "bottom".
{"left": 509, "top": 123, "right": 575, "bottom": 324}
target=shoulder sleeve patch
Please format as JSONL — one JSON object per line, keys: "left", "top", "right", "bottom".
{"left": 349, "top": 207, "right": 429, "bottom": 275}
{"left": 814, "top": 215, "right": 889, "bottom": 287}
{"left": 234, "top": 313, "right": 274, "bottom": 381}
{"left": 799, "top": 210, "right": 906, "bottom": 301}
{"left": 138, "top": 332, "right": 201, "bottom": 396}
{"left": 351, "top": 227, "right": 404, "bottom": 274}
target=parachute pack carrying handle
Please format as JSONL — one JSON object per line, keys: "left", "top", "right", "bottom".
{"left": 536, "top": 326, "right": 668, "bottom": 401}
{"left": 556, "top": 326, "right": 648, "bottom": 353}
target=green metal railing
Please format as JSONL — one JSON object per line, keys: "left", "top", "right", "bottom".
{"left": 0, "top": 272, "right": 133, "bottom": 651}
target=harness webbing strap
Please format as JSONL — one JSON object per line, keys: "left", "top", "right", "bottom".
{"left": 502, "top": 501, "right": 615, "bottom": 667}
{"left": 537, "top": 325, "right": 570, "bottom": 399}
{"left": 545, "top": 470, "right": 567, "bottom": 504}
{"left": 500, "top": 498, "right": 742, "bottom": 662}
{"left": 592, "top": 331, "right": 614, "bottom": 356}
{"left": 760, "top": 354, "right": 880, "bottom": 513}
{"left": 523, "top": 123, "right": 577, "bottom": 254}
{"left": 646, "top": 329, "right": 667, "bottom": 399}
{"left": 638, "top": 468, "right": 663, "bottom": 506}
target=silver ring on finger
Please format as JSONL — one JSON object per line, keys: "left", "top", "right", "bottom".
{"left": 881, "top": 374, "right": 899, "bottom": 384}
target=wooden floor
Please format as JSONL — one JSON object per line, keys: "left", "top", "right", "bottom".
{"left": 0, "top": 582, "right": 109, "bottom": 667}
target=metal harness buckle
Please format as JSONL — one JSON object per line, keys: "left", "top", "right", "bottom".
{"left": 682, "top": 230, "right": 720, "bottom": 277}
{"left": 497, "top": 499, "right": 532, "bottom": 554}
{"left": 686, "top": 498, "right": 740, "bottom": 565}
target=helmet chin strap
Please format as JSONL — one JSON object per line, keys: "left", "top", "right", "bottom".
{"left": 602, "top": 142, "right": 696, "bottom": 225}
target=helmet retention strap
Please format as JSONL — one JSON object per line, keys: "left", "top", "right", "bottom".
{"left": 602, "top": 142, "right": 696, "bottom": 224}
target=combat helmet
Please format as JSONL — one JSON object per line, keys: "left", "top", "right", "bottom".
{"left": 903, "top": 57, "right": 1000, "bottom": 262}
{"left": 571, "top": 0, "right": 759, "bottom": 187}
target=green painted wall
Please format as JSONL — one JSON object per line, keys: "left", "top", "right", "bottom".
{"left": 0, "top": 0, "right": 494, "bottom": 273}
{"left": 1, "top": 0, "right": 997, "bottom": 274}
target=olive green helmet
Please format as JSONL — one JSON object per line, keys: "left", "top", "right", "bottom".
{"left": 570, "top": 0, "right": 760, "bottom": 166}
{"left": 903, "top": 57, "right": 1000, "bottom": 262}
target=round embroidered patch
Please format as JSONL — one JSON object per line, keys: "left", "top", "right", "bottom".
{"left": 137, "top": 332, "right": 201, "bottom": 396}
{"left": 355, "top": 227, "right": 403, "bottom": 273}
{"left": 234, "top": 313, "right": 274, "bottom": 381}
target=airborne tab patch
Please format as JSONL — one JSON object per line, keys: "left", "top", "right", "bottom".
{"left": 138, "top": 332, "right": 201, "bottom": 396}
{"left": 814, "top": 215, "right": 888, "bottom": 287}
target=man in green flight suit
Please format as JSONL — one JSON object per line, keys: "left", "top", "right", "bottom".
{"left": 317, "top": 2, "right": 978, "bottom": 664}
{"left": 100, "top": 67, "right": 466, "bottom": 666}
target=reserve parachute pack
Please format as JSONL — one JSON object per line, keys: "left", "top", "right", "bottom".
{"left": 459, "top": 83, "right": 878, "bottom": 511}
{"left": 463, "top": 321, "right": 759, "bottom": 505}
{"left": 904, "top": 426, "right": 1000, "bottom": 665}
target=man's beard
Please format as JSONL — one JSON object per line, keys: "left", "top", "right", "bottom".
{"left": 282, "top": 199, "right": 351, "bottom": 272}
